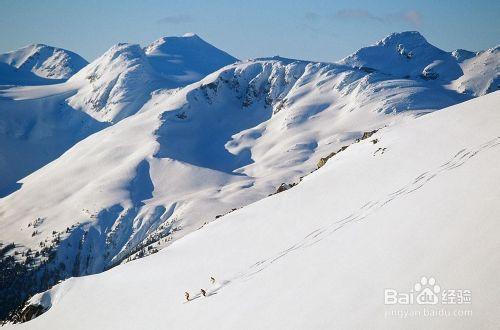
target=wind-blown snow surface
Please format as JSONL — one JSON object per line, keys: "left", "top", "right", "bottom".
{"left": 12, "top": 92, "right": 500, "bottom": 329}
{"left": 0, "top": 44, "right": 88, "bottom": 82}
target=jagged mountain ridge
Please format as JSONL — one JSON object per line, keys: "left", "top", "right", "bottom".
{"left": 0, "top": 31, "right": 498, "bottom": 322}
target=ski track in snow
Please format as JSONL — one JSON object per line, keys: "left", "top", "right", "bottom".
{"left": 203, "top": 136, "right": 500, "bottom": 296}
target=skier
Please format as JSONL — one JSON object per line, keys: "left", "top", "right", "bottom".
{"left": 184, "top": 291, "right": 190, "bottom": 301}
{"left": 210, "top": 276, "right": 216, "bottom": 284}
{"left": 201, "top": 289, "right": 207, "bottom": 297}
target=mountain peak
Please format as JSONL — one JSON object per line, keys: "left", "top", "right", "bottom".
{"left": 0, "top": 43, "right": 88, "bottom": 79}
{"left": 376, "top": 31, "right": 428, "bottom": 48}
{"left": 69, "top": 42, "right": 148, "bottom": 83}
{"left": 66, "top": 35, "right": 237, "bottom": 123}
{"left": 102, "top": 43, "right": 146, "bottom": 61}
{"left": 21, "top": 43, "right": 49, "bottom": 51}
{"left": 144, "top": 33, "right": 237, "bottom": 80}
{"left": 182, "top": 32, "right": 199, "bottom": 38}
{"left": 339, "top": 31, "right": 459, "bottom": 78}
{"left": 145, "top": 33, "right": 227, "bottom": 56}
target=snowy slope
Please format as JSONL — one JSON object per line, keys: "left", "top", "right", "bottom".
{"left": 0, "top": 31, "right": 498, "bottom": 321}
{"left": 11, "top": 91, "right": 500, "bottom": 329}
{"left": 0, "top": 44, "right": 88, "bottom": 81}
{"left": 0, "top": 83, "right": 108, "bottom": 196}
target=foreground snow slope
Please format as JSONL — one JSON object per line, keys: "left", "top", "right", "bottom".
{"left": 15, "top": 91, "right": 500, "bottom": 329}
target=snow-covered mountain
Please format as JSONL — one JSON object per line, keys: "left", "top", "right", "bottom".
{"left": 0, "top": 34, "right": 237, "bottom": 193}
{"left": 340, "top": 31, "right": 463, "bottom": 78}
{"left": 10, "top": 91, "right": 500, "bottom": 329}
{"left": 0, "top": 44, "right": 88, "bottom": 82}
{"left": 69, "top": 34, "right": 237, "bottom": 122}
{"left": 0, "top": 31, "right": 498, "bottom": 323}
{"left": 451, "top": 45, "right": 500, "bottom": 96}
{"left": 66, "top": 43, "right": 163, "bottom": 123}
{"left": 340, "top": 31, "right": 499, "bottom": 96}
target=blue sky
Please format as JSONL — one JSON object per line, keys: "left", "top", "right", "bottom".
{"left": 1, "top": 0, "right": 498, "bottom": 62}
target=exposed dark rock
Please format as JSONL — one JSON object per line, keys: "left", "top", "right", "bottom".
{"left": 276, "top": 183, "right": 289, "bottom": 193}
{"left": 175, "top": 111, "right": 187, "bottom": 119}
{"left": 360, "top": 66, "right": 376, "bottom": 73}
{"left": 275, "top": 182, "right": 297, "bottom": 194}
{"left": 317, "top": 129, "right": 380, "bottom": 169}
{"left": 11, "top": 303, "right": 47, "bottom": 324}
{"left": 356, "top": 129, "right": 378, "bottom": 142}
{"left": 317, "top": 146, "right": 349, "bottom": 169}
{"left": 420, "top": 72, "right": 439, "bottom": 80}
